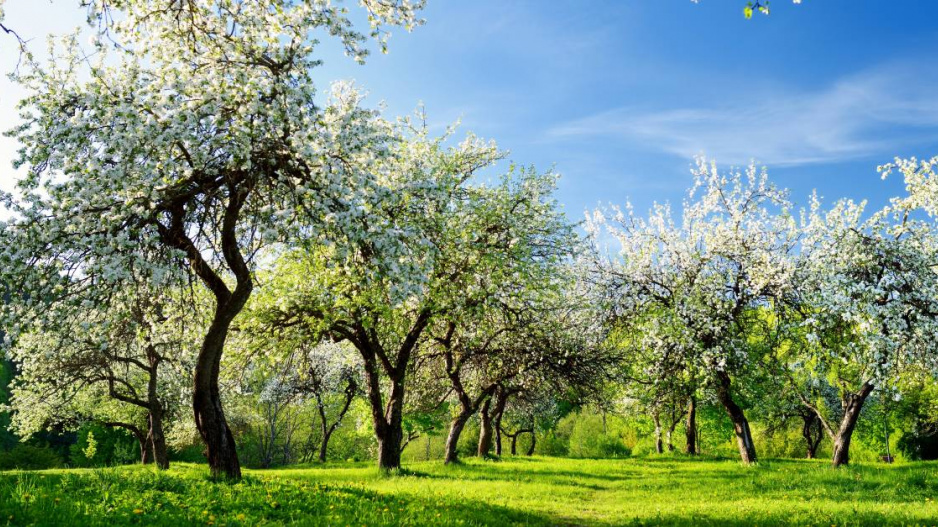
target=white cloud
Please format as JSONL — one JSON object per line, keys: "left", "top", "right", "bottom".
{"left": 547, "top": 61, "right": 938, "bottom": 167}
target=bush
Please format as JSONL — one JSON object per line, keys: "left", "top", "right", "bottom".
{"left": 897, "top": 430, "right": 938, "bottom": 461}
{"left": 0, "top": 444, "right": 61, "bottom": 470}
{"left": 68, "top": 424, "right": 137, "bottom": 467}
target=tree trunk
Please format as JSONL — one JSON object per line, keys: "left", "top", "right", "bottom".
{"left": 318, "top": 430, "right": 332, "bottom": 463}
{"left": 314, "top": 377, "right": 356, "bottom": 464}
{"left": 193, "top": 294, "right": 249, "bottom": 480}
{"left": 831, "top": 382, "right": 874, "bottom": 467}
{"left": 444, "top": 412, "right": 471, "bottom": 464}
{"left": 510, "top": 433, "right": 518, "bottom": 456}
{"left": 145, "top": 350, "right": 170, "bottom": 471}
{"left": 715, "top": 371, "right": 757, "bottom": 463}
{"left": 149, "top": 407, "right": 170, "bottom": 470}
{"left": 377, "top": 428, "right": 403, "bottom": 470}
{"left": 364, "top": 352, "right": 406, "bottom": 472}
{"left": 653, "top": 413, "right": 663, "bottom": 454}
{"left": 526, "top": 430, "right": 536, "bottom": 456}
{"left": 141, "top": 435, "right": 153, "bottom": 465}
{"left": 162, "top": 189, "right": 253, "bottom": 481}
{"left": 477, "top": 398, "right": 493, "bottom": 457}
{"left": 802, "top": 413, "right": 822, "bottom": 460}
{"left": 492, "top": 388, "right": 509, "bottom": 458}
{"left": 685, "top": 396, "right": 697, "bottom": 455}
{"left": 666, "top": 420, "right": 679, "bottom": 452}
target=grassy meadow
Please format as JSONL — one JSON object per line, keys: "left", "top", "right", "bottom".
{"left": 1, "top": 456, "right": 936, "bottom": 526}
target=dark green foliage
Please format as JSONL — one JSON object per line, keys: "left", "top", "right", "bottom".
{"left": 897, "top": 431, "right": 938, "bottom": 461}
{"left": 0, "top": 445, "right": 60, "bottom": 470}
{"left": 68, "top": 424, "right": 138, "bottom": 468}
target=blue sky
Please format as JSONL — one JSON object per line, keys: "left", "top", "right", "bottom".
{"left": 2, "top": 0, "right": 938, "bottom": 220}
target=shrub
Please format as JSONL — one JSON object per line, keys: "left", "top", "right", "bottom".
{"left": 0, "top": 444, "right": 61, "bottom": 470}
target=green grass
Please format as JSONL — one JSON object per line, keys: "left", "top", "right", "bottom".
{"left": 1, "top": 456, "right": 937, "bottom": 526}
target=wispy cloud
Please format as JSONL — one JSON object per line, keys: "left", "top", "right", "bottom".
{"left": 546, "top": 61, "right": 938, "bottom": 167}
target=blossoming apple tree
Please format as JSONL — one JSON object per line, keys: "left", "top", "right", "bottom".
{"left": 588, "top": 160, "right": 798, "bottom": 463}
{"left": 0, "top": 0, "right": 424, "bottom": 480}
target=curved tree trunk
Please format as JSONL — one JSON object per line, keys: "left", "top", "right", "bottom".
{"left": 831, "top": 382, "right": 874, "bottom": 467}
{"left": 161, "top": 185, "right": 253, "bottom": 481}
{"left": 445, "top": 412, "right": 471, "bottom": 464}
{"left": 193, "top": 298, "right": 247, "bottom": 480}
{"left": 526, "top": 430, "right": 536, "bottom": 456}
{"left": 477, "top": 398, "right": 493, "bottom": 457}
{"left": 715, "top": 371, "right": 757, "bottom": 464}
{"left": 685, "top": 396, "right": 697, "bottom": 455}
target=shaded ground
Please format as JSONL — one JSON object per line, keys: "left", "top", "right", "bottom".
{"left": 1, "top": 456, "right": 936, "bottom": 525}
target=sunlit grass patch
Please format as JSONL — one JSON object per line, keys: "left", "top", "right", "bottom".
{"left": 1, "top": 457, "right": 936, "bottom": 525}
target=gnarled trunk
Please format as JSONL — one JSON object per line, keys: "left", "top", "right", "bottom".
{"left": 526, "top": 429, "right": 536, "bottom": 456}
{"left": 653, "top": 413, "right": 663, "bottom": 454}
{"left": 715, "top": 371, "right": 757, "bottom": 463}
{"left": 477, "top": 398, "right": 493, "bottom": 457}
{"left": 685, "top": 396, "right": 697, "bottom": 455}
{"left": 801, "top": 412, "right": 823, "bottom": 460}
{"left": 831, "top": 382, "right": 874, "bottom": 467}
